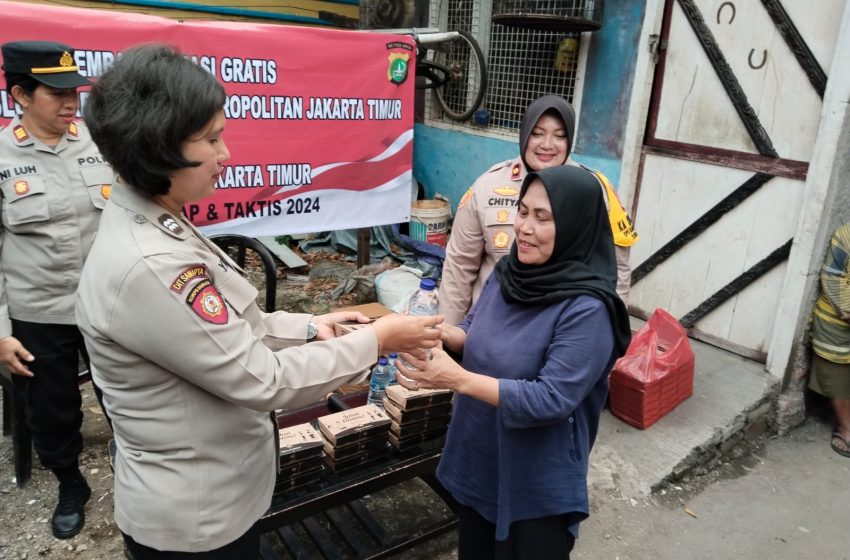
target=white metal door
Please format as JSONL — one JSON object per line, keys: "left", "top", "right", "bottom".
{"left": 629, "top": 0, "right": 845, "bottom": 360}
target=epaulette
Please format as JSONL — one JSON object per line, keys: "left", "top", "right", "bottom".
{"left": 485, "top": 159, "right": 515, "bottom": 174}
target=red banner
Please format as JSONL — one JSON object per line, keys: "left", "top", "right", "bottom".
{"left": 0, "top": 1, "right": 415, "bottom": 236}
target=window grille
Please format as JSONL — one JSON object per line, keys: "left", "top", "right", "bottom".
{"left": 426, "top": 0, "right": 584, "bottom": 138}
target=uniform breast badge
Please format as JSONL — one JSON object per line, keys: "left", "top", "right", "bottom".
{"left": 13, "top": 180, "right": 29, "bottom": 195}
{"left": 493, "top": 230, "right": 510, "bottom": 249}
{"left": 493, "top": 186, "right": 518, "bottom": 197}
{"left": 496, "top": 210, "right": 509, "bottom": 223}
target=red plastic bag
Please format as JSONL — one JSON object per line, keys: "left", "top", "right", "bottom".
{"left": 609, "top": 308, "right": 695, "bottom": 429}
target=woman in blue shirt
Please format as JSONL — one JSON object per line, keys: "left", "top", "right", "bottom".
{"left": 398, "top": 165, "right": 631, "bottom": 559}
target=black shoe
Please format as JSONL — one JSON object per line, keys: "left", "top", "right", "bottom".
{"left": 51, "top": 474, "right": 92, "bottom": 539}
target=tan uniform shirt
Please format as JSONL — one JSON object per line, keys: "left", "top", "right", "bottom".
{"left": 439, "top": 156, "right": 633, "bottom": 326}
{"left": 75, "top": 185, "right": 377, "bottom": 552}
{"left": 0, "top": 117, "right": 110, "bottom": 337}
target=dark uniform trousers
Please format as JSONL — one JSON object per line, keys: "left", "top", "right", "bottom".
{"left": 456, "top": 502, "right": 577, "bottom": 560}
{"left": 10, "top": 320, "right": 92, "bottom": 471}
{"left": 122, "top": 528, "right": 260, "bottom": 560}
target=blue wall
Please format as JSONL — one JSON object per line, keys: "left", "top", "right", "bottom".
{"left": 573, "top": 0, "right": 646, "bottom": 183}
{"left": 413, "top": 0, "right": 646, "bottom": 211}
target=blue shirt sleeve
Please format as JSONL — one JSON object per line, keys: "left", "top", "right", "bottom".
{"left": 498, "top": 297, "right": 615, "bottom": 429}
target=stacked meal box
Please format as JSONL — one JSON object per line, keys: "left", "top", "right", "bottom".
{"left": 275, "top": 423, "right": 326, "bottom": 493}
{"left": 317, "top": 404, "right": 392, "bottom": 473}
{"left": 383, "top": 385, "right": 452, "bottom": 450}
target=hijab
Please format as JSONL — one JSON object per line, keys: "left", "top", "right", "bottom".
{"left": 493, "top": 165, "right": 632, "bottom": 356}
{"left": 519, "top": 95, "right": 577, "bottom": 171}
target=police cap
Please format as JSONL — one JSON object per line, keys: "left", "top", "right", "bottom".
{"left": 1, "top": 40, "right": 91, "bottom": 89}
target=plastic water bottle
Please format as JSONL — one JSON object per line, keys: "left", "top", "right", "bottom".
{"left": 400, "top": 278, "right": 439, "bottom": 379}
{"left": 386, "top": 353, "right": 399, "bottom": 385}
{"left": 367, "top": 357, "right": 392, "bottom": 408}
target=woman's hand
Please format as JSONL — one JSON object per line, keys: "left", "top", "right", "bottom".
{"left": 397, "top": 347, "right": 500, "bottom": 406}
{"left": 312, "top": 311, "right": 371, "bottom": 341}
{"left": 371, "top": 313, "right": 443, "bottom": 354}
{"left": 396, "top": 347, "right": 466, "bottom": 391}
{"left": 0, "top": 336, "right": 34, "bottom": 377}
{"left": 438, "top": 323, "right": 467, "bottom": 354}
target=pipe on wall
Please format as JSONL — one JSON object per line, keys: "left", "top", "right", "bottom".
{"left": 106, "top": 0, "right": 357, "bottom": 25}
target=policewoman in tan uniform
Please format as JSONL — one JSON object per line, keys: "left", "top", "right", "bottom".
{"left": 77, "top": 44, "right": 442, "bottom": 558}
{"left": 0, "top": 41, "right": 111, "bottom": 539}
{"left": 438, "top": 95, "right": 638, "bottom": 326}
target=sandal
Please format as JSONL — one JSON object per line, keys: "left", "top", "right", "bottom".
{"left": 831, "top": 430, "right": 850, "bottom": 458}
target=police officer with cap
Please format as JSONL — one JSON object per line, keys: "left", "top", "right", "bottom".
{"left": 0, "top": 40, "right": 112, "bottom": 539}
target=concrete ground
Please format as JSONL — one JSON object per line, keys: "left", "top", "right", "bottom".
{"left": 4, "top": 322, "right": 847, "bottom": 560}
{"left": 392, "top": 416, "right": 850, "bottom": 560}
{"left": 391, "top": 324, "right": 850, "bottom": 560}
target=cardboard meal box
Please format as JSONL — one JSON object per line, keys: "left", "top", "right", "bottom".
{"left": 388, "top": 426, "right": 448, "bottom": 450}
{"left": 383, "top": 397, "right": 452, "bottom": 425}
{"left": 278, "top": 423, "right": 325, "bottom": 464}
{"left": 324, "top": 443, "right": 390, "bottom": 473}
{"left": 390, "top": 414, "right": 451, "bottom": 438}
{"left": 333, "top": 302, "right": 393, "bottom": 337}
{"left": 273, "top": 464, "right": 326, "bottom": 493}
{"left": 322, "top": 432, "right": 389, "bottom": 460}
{"left": 277, "top": 455, "right": 325, "bottom": 478}
{"left": 317, "top": 404, "right": 392, "bottom": 447}
{"left": 386, "top": 385, "right": 453, "bottom": 411}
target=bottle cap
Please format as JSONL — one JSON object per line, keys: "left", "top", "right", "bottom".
{"left": 420, "top": 278, "right": 437, "bottom": 291}
{"left": 378, "top": 357, "right": 389, "bottom": 365}
{"left": 388, "top": 352, "right": 398, "bottom": 359}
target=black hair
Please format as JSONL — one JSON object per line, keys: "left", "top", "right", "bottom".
{"left": 4, "top": 71, "right": 40, "bottom": 97}
{"left": 84, "top": 43, "right": 226, "bottom": 197}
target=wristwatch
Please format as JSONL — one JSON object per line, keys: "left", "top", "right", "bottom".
{"left": 307, "top": 318, "right": 318, "bottom": 341}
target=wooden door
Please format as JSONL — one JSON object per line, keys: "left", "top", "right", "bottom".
{"left": 629, "top": 0, "right": 845, "bottom": 360}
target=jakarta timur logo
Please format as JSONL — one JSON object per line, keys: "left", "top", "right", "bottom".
{"left": 387, "top": 53, "right": 409, "bottom": 85}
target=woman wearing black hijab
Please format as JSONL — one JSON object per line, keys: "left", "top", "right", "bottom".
{"left": 438, "top": 95, "right": 637, "bottom": 327}
{"left": 399, "top": 165, "right": 631, "bottom": 560}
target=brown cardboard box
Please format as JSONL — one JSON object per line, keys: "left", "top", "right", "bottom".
{"left": 333, "top": 302, "right": 393, "bottom": 337}
{"left": 386, "top": 385, "right": 453, "bottom": 411}
{"left": 278, "top": 423, "right": 325, "bottom": 465}
{"left": 383, "top": 397, "right": 452, "bottom": 425}
{"left": 388, "top": 426, "right": 448, "bottom": 450}
{"left": 324, "top": 443, "right": 390, "bottom": 473}
{"left": 317, "top": 404, "right": 392, "bottom": 447}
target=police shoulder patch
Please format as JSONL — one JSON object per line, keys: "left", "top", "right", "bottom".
{"left": 457, "top": 187, "right": 474, "bottom": 210}
{"left": 170, "top": 265, "right": 208, "bottom": 293}
{"left": 186, "top": 279, "right": 228, "bottom": 324}
{"left": 67, "top": 122, "right": 78, "bottom": 137}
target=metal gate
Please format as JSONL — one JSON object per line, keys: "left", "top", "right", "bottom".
{"left": 629, "top": 0, "right": 845, "bottom": 360}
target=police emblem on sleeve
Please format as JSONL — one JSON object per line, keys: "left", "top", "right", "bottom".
{"left": 457, "top": 187, "right": 474, "bottom": 210}
{"left": 186, "top": 280, "right": 228, "bottom": 324}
